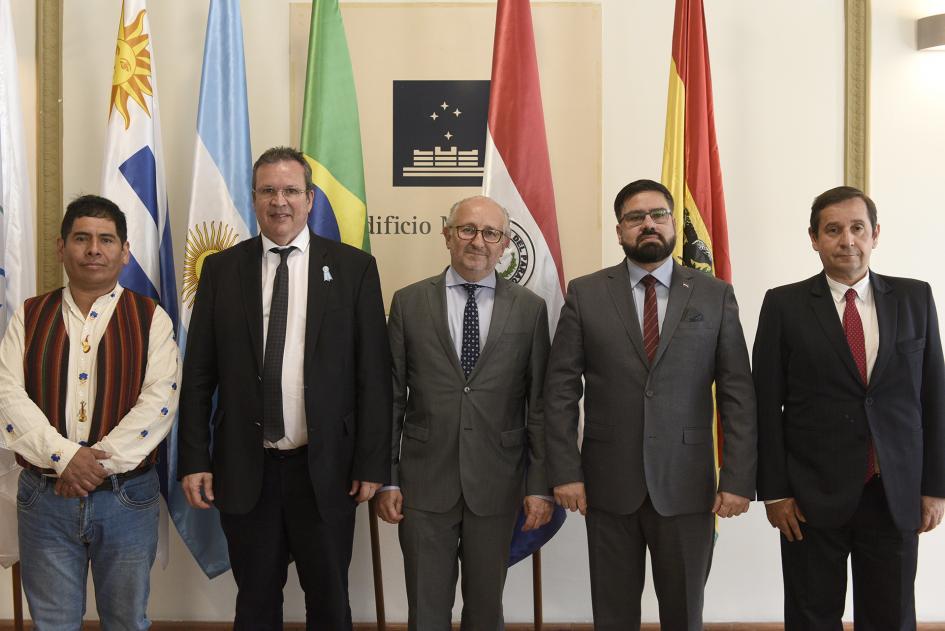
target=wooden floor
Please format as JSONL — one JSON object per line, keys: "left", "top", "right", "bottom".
{"left": 3, "top": 624, "right": 945, "bottom": 630}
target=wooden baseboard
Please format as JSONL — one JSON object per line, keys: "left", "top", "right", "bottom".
{"left": 2, "top": 623, "right": 944, "bottom": 631}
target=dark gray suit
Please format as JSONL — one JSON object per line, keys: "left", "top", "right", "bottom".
{"left": 544, "top": 260, "right": 756, "bottom": 630}
{"left": 388, "top": 269, "right": 549, "bottom": 630}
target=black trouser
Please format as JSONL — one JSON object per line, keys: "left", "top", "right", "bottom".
{"left": 220, "top": 448, "right": 356, "bottom": 631}
{"left": 781, "top": 476, "right": 919, "bottom": 631}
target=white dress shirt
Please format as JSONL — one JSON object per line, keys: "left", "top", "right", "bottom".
{"left": 260, "top": 230, "right": 310, "bottom": 449}
{"left": 825, "top": 273, "right": 879, "bottom": 381}
{"left": 0, "top": 284, "right": 180, "bottom": 475}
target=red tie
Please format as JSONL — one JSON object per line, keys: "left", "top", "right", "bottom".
{"left": 843, "top": 288, "right": 876, "bottom": 481}
{"left": 642, "top": 275, "right": 659, "bottom": 362}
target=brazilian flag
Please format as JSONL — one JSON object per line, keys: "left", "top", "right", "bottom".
{"left": 300, "top": 0, "right": 370, "bottom": 251}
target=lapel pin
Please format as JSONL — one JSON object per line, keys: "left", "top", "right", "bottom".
{"left": 323, "top": 265, "right": 333, "bottom": 282}
{"left": 683, "top": 282, "right": 690, "bottom": 289}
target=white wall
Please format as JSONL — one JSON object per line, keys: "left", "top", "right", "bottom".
{"left": 3, "top": 0, "right": 945, "bottom": 624}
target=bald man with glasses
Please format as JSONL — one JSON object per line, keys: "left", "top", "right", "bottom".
{"left": 377, "top": 195, "right": 552, "bottom": 630}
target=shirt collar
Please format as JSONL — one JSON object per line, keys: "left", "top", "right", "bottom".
{"left": 445, "top": 266, "right": 497, "bottom": 289}
{"left": 626, "top": 257, "right": 674, "bottom": 289}
{"left": 261, "top": 229, "right": 310, "bottom": 256}
{"left": 63, "top": 282, "right": 123, "bottom": 316}
{"left": 825, "top": 271, "right": 872, "bottom": 304}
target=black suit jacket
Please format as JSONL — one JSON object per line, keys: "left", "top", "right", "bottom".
{"left": 177, "top": 232, "right": 392, "bottom": 516}
{"left": 754, "top": 271, "right": 945, "bottom": 530}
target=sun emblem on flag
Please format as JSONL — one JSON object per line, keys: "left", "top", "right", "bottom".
{"left": 182, "top": 221, "right": 239, "bottom": 309}
{"left": 109, "top": 8, "right": 153, "bottom": 130}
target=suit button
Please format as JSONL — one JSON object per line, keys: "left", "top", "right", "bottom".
{"left": 464, "top": 386, "right": 471, "bottom": 393}
{"left": 645, "top": 390, "right": 654, "bottom": 398}
{"left": 254, "top": 421, "right": 262, "bottom": 427}
{"left": 865, "top": 397, "right": 873, "bottom": 406}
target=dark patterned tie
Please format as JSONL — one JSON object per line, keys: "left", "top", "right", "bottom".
{"left": 642, "top": 275, "right": 659, "bottom": 362}
{"left": 460, "top": 283, "right": 481, "bottom": 378}
{"left": 843, "top": 288, "right": 876, "bottom": 481}
{"left": 263, "top": 246, "right": 295, "bottom": 442}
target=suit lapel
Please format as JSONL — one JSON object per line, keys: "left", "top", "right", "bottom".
{"left": 869, "top": 272, "right": 896, "bottom": 388}
{"left": 304, "top": 233, "right": 331, "bottom": 371}
{"left": 652, "top": 262, "right": 694, "bottom": 367}
{"left": 240, "top": 237, "right": 264, "bottom": 374}
{"left": 606, "top": 262, "right": 649, "bottom": 366}
{"left": 809, "top": 273, "right": 864, "bottom": 385}
{"left": 426, "top": 271, "right": 464, "bottom": 379}
{"left": 474, "top": 275, "right": 514, "bottom": 377}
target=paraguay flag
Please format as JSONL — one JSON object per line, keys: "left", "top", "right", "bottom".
{"left": 167, "top": 0, "right": 256, "bottom": 579}
{"left": 482, "top": 0, "right": 567, "bottom": 565}
{"left": 300, "top": 0, "right": 370, "bottom": 251}
{"left": 100, "top": 0, "right": 177, "bottom": 566}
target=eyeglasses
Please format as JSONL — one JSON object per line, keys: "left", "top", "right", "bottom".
{"left": 253, "top": 186, "right": 308, "bottom": 201}
{"left": 619, "top": 208, "right": 673, "bottom": 227}
{"left": 453, "top": 225, "right": 506, "bottom": 244}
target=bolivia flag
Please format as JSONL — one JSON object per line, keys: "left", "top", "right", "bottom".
{"left": 300, "top": 0, "right": 370, "bottom": 251}
{"left": 661, "top": 0, "right": 731, "bottom": 283}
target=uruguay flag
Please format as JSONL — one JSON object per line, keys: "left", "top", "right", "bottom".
{"left": 168, "top": 0, "right": 255, "bottom": 579}
{"left": 100, "top": 0, "right": 178, "bottom": 567}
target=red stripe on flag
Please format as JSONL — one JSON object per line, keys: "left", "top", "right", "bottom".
{"left": 672, "top": 0, "right": 731, "bottom": 282}
{"left": 487, "top": 0, "right": 564, "bottom": 289}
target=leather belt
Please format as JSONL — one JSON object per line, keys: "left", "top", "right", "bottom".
{"left": 92, "top": 464, "right": 154, "bottom": 492}
{"left": 265, "top": 445, "right": 307, "bottom": 459}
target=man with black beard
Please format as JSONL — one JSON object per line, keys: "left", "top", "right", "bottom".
{"left": 544, "top": 179, "right": 757, "bottom": 630}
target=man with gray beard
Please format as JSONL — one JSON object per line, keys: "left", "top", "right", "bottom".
{"left": 543, "top": 179, "right": 757, "bottom": 630}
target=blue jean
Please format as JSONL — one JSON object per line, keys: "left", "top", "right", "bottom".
{"left": 17, "top": 467, "right": 160, "bottom": 631}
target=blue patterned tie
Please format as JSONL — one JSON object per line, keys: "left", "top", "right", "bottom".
{"left": 263, "top": 246, "right": 294, "bottom": 442}
{"left": 461, "top": 283, "right": 481, "bottom": 377}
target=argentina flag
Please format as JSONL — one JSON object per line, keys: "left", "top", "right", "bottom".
{"left": 100, "top": 0, "right": 178, "bottom": 567}
{"left": 168, "top": 0, "right": 256, "bottom": 579}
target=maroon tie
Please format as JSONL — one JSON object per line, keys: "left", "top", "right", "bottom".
{"left": 843, "top": 288, "right": 876, "bottom": 481}
{"left": 642, "top": 275, "right": 659, "bottom": 362}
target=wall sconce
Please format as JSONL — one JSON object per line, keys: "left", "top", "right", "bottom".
{"left": 918, "top": 14, "right": 945, "bottom": 50}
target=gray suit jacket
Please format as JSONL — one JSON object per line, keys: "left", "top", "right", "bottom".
{"left": 388, "top": 270, "right": 550, "bottom": 516}
{"left": 544, "top": 260, "right": 756, "bottom": 516}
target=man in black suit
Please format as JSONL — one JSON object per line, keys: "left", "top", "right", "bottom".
{"left": 754, "top": 185, "right": 945, "bottom": 630}
{"left": 177, "top": 146, "right": 392, "bottom": 630}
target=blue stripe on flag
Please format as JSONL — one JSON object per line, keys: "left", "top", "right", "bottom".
{"left": 158, "top": 216, "right": 179, "bottom": 330}
{"left": 118, "top": 254, "right": 159, "bottom": 300}
{"left": 508, "top": 504, "right": 566, "bottom": 566}
{"left": 196, "top": 0, "right": 255, "bottom": 230}
{"left": 119, "top": 147, "right": 160, "bottom": 225}
{"left": 307, "top": 186, "right": 341, "bottom": 241}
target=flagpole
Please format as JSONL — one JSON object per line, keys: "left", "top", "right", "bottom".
{"left": 11, "top": 561, "right": 23, "bottom": 631}
{"left": 532, "top": 550, "right": 542, "bottom": 631}
{"left": 368, "top": 504, "right": 385, "bottom": 630}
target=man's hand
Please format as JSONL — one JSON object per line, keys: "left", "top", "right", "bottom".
{"left": 376, "top": 488, "right": 404, "bottom": 524}
{"left": 765, "top": 498, "right": 806, "bottom": 542}
{"left": 349, "top": 480, "right": 381, "bottom": 504}
{"left": 54, "top": 479, "right": 87, "bottom": 498}
{"left": 181, "top": 472, "right": 215, "bottom": 509}
{"left": 919, "top": 496, "right": 945, "bottom": 533}
{"left": 712, "top": 491, "right": 750, "bottom": 518}
{"left": 522, "top": 496, "right": 553, "bottom": 531}
{"left": 554, "top": 482, "right": 587, "bottom": 516}
{"left": 58, "top": 447, "right": 110, "bottom": 495}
